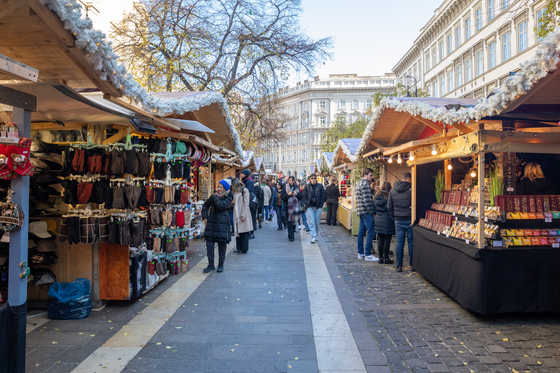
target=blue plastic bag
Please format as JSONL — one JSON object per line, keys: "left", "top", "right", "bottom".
{"left": 47, "top": 278, "right": 91, "bottom": 320}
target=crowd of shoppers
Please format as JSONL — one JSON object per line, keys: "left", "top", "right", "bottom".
{"left": 203, "top": 168, "right": 413, "bottom": 274}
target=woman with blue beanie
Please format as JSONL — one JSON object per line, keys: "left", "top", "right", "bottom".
{"left": 202, "top": 179, "right": 233, "bottom": 273}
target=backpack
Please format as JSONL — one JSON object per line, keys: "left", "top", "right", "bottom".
{"left": 245, "top": 188, "right": 258, "bottom": 211}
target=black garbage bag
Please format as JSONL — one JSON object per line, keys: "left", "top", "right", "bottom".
{"left": 47, "top": 278, "right": 91, "bottom": 320}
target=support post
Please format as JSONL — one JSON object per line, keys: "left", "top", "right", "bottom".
{"left": 478, "top": 150, "right": 485, "bottom": 249}
{"left": 8, "top": 107, "right": 31, "bottom": 373}
{"left": 411, "top": 165, "right": 417, "bottom": 223}
{"left": 91, "top": 125, "right": 104, "bottom": 309}
{"left": 444, "top": 159, "right": 452, "bottom": 190}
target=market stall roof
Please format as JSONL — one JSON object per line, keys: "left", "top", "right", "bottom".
{"left": 322, "top": 152, "right": 334, "bottom": 170}
{"left": 254, "top": 157, "right": 265, "bottom": 173}
{"left": 0, "top": 0, "right": 243, "bottom": 155}
{"left": 332, "top": 138, "right": 361, "bottom": 168}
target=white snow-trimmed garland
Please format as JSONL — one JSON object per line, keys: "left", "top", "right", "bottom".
{"left": 322, "top": 152, "right": 334, "bottom": 170}
{"left": 39, "top": 0, "right": 244, "bottom": 158}
{"left": 355, "top": 25, "right": 560, "bottom": 159}
{"left": 240, "top": 151, "right": 255, "bottom": 168}
{"left": 333, "top": 138, "right": 361, "bottom": 166}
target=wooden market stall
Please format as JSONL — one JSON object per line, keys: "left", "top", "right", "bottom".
{"left": 0, "top": 0, "right": 244, "bottom": 314}
{"left": 353, "top": 36, "right": 560, "bottom": 313}
{"left": 332, "top": 138, "right": 360, "bottom": 232}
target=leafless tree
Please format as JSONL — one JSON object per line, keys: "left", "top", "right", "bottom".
{"left": 111, "top": 0, "right": 332, "bottom": 149}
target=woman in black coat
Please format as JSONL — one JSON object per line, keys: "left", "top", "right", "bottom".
{"left": 325, "top": 177, "right": 340, "bottom": 225}
{"left": 202, "top": 179, "right": 233, "bottom": 273}
{"left": 374, "top": 181, "right": 395, "bottom": 264}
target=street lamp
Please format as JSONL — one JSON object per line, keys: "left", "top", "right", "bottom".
{"left": 405, "top": 75, "right": 418, "bottom": 97}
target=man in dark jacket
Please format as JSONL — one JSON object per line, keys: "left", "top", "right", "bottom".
{"left": 241, "top": 169, "right": 256, "bottom": 239}
{"left": 271, "top": 182, "right": 285, "bottom": 230}
{"left": 202, "top": 179, "right": 233, "bottom": 273}
{"left": 254, "top": 182, "right": 264, "bottom": 229}
{"left": 355, "top": 168, "right": 377, "bottom": 261}
{"left": 387, "top": 172, "right": 413, "bottom": 272}
{"left": 303, "top": 173, "right": 325, "bottom": 244}
{"left": 325, "top": 177, "right": 340, "bottom": 226}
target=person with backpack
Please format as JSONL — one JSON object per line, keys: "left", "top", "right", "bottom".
{"left": 254, "top": 181, "right": 264, "bottom": 229}
{"left": 281, "top": 176, "right": 302, "bottom": 242}
{"left": 232, "top": 178, "right": 253, "bottom": 254}
{"left": 241, "top": 169, "right": 256, "bottom": 239}
{"left": 202, "top": 179, "right": 233, "bottom": 273}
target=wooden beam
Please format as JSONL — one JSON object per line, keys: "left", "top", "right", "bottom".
{"left": 0, "top": 0, "right": 26, "bottom": 20}
{"left": 27, "top": 0, "right": 121, "bottom": 96}
{"left": 388, "top": 115, "right": 413, "bottom": 146}
{"left": 103, "top": 129, "right": 129, "bottom": 145}
{"left": 450, "top": 122, "right": 474, "bottom": 134}
{"left": 0, "top": 53, "right": 38, "bottom": 81}
{"left": 414, "top": 115, "right": 444, "bottom": 133}
{"left": 0, "top": 84, "right": 36, "bottom": 111}
{"left": 368, "top": 138, "right": 385, "bottom": 148}
{"left": 31, "top": 122, "right": 85, "bottom": 130}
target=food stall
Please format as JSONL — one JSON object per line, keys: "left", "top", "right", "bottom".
{"left": 332, "top": 139, "right": 361, "bottom": 232}
{"left": 353, "top": 33, "right": 560, "bottom": 312}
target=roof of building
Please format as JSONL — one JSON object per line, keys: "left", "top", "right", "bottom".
{"left": 333, "top": 138, "right": 361, "bottom": 167}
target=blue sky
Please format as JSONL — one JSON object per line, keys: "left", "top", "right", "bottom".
{"left": 298, "top": 0, "right": 444, "bottom": 79}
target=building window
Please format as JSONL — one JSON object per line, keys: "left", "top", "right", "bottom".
{"left": 537, "top": 8, "right": 546, "bottom": 41}
{"left": 466, "top": 58, "right": 472, "bottom": 82}
{"left": 366, "top": 100, "right": 372, "bottom": 109}
{"left": 293, "top": 134, "right": 297, "bottom": 144}
{"left": 503, "top": 0, "right": 509, "bottom": 9}
{"left": 320, "top": 117, "right": 326, "bottom": 126}
{"left": 339, "top": 100, "right": 346, "bottom": 110}
{"left": 448, "top": 70, "right": 453, "bottom": 92}
{"left": 518, "top": 20, "right": 527, "bottom": 52}
{"left": 476, "top": 50, "right": 483, "bottom": 76}
{"left": 488, "top": 0, "right": 495, "bottom": 22}
{"left": 352, "top": 100, "right": 359, "bottom": 110}
{"left": 302, "top": 133, "right": 306, "bottom": 145}
{"left": 293, "top": 152, "right": 297, "bottom": 162}
{"left": 476, "top": 8, "right": 482, "bottom": 31}
{"left": 433, "top": 81, "right": 437, "bottom": 97}
{"left": 489, "top": 41, "right": 496, "bottom": 69}
{"left": 465, "top": 18, "right": 471, "bottom": 40}
{"left": 432, "top": 48, "right": 437, "bottom": 66}
{"left": 282, "top": 155, "right": 285, "bottom": 162}
{"left": 439, "top": 41, "right": 444, "bottom": 61}
{"left": 319, "top": 100, "right": 326, "bottom": 110}
{"left": 456, "top": 27, "right": 461, "bottom": 48}
{"left": 426, "top": 53, "right": 430, "bottom": 71}
{"left": 456, "top": 65, "right": 462, "bottom": 87}
{"left": 302, "top": 151, "right": 306, "bottom": 161}
{"left": 503, "top": 32, "right": 511, "bottom": 61}
{"left": 440, "top": 76, "right": 445, "bottom": 96}
{"left": 447, "top": 34, "right": 452, "bottom": 54}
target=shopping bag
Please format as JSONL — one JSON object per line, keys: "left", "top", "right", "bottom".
{"left": 270, "top": 208, "right": 275, "bottom": 219}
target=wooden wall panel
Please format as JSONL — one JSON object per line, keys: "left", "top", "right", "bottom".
{"left": 99, "top": 243, "right": 130, "bottom": 300}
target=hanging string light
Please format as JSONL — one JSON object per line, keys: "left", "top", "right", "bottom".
{"left": 397, "top": 154, "right": 402, "bottom": 164}
{"left": 447, "top": 163, "right": 453, "bottom": 170}
{"left": 431, "top": 144, "right": 437, "bottom": 156}
{"left": 409, "top": 151, "right": 414, "bottom": 161}
{"left": 388, "top": 155, "right": 393, "bottom": 164}
{"left": 471, "top": 169, "right": 476, "bottom": 178}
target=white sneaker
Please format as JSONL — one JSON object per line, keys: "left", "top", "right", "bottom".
{"left": 358, "top": 254, "right": 365, "bottom": 260}
{"left": 365, "top": 255, "right": 379, "bottom": 262}
{"left": 298, "top": 225, "right": 303, "bottom": 230}
{"left": 311, "top": 237, "right": 316, "bottom": 244}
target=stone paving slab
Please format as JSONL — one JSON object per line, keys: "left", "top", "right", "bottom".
{"left": 319, "top": 223, "right": 560, "bottom": 373}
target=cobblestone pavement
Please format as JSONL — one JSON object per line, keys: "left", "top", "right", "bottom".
{"left": 319, "top": 223, "right": 560, "bottom": 373}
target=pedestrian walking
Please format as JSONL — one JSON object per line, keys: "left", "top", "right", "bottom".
{"left": 374, "top": 181, "right": 394, "bottom": 265}
{"left": 232, "top": 178, "right": 253, "bottom": 254}
{"left": 355, "top": 167, "right": 378, "bottom": 261}
{"left": 325, "top": 176, "right": 340, "bottom": 226}
{"left": 240, "top": 169, "right": 256, "bottom": 239}
{"left": 202, "top": 179, "right": 233, "bottom": 273}
{"left": 263, "top": 180, "right": 272, "bottom": 222}
{"left": 303, "top": 173, "right": 325, "bottom": 244}
{"left": 299, "top": 181, "right": 310, "bottom": 232}
{"left": 272, "top": 181, "right": 285, "bottom": 230}
{"left": 388, "top": 172, "right": 413, "bottom": 272}
{"left": 281, "top": 176, "right": 302, "bottom": 242}
{"left": 254, "top": 181, "right": 264, "bottom": 229}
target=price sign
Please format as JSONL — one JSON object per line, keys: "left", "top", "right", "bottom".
{"left": 484, "top": 217, "right": 488, "bottom": 222}
{"left": 452, "top": 212, "right": 456, "bottom": 216}
{"left": 494, "top": 240, "right": 503, "bottom": 247}
{"left": 553, "top": 243, "right": 560, "bottom": 248}
{"left": 437, "top": 231, "right": 441, "bottom": 235}
{"left": 546, "top": 218, "right": 552, "bottom": 223}
{"left": 507, "top": 187, "right": 514, "bottom": 192}
{"left": 466, "top": 240, "right": 470, "bottom": 244}
{"left": 446, "top": 234, "right": 449, "bottom": 238}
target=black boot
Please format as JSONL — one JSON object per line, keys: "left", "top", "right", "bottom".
{"left": 203, "top": 264, "right": 215, "bottom": 273}
{"left": 217, "top": 264, "right": 224, "bottom": 273}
